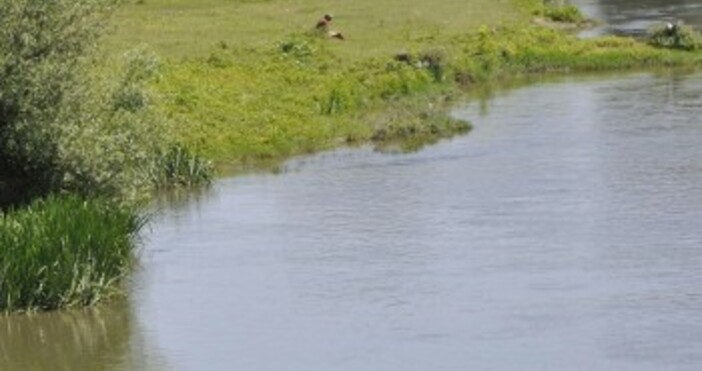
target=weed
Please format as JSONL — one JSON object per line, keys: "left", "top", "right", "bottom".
{"left": 0, "top": 195, "right": 144, "bottom": 312}
{"left": 531, "top": 0, "right": 586, "bottom": 24}
{"left": 151, "top": 145, "right": 214, "bottom": 188}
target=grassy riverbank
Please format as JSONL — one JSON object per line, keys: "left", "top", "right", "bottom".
{"left": 109, "top": 0, "right": 702, "bottom": 166}
{"left": 2, "top": 0, "right": 702, "bottom": 312}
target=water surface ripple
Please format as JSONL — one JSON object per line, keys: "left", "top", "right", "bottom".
{"left": 3, "top": 3, "right": 702, "bottom": 363}
{"left": 128, "top": 72, "right": 702, "bottom": 371}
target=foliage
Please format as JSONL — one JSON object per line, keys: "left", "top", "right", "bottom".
{"left": 107, "top": 0, "right": 526, "bottom": 61}
{"left": 0, "top": 1, "right": 212, "bottom": 313}
{"left": 528, "top": 0, "right": 586, "bottom": 24}
{"left": 0, "top": 1, "right": 212, "bottom": 205}
{"left": 0, "top": 0, "right": 698, "bottom": 315}
{"left": 150, "top": 145, "right": 214, "bottom": 188}
{"left": 0, "top": 195, "right": 144, "bottom": 312}
{"left": 369, "top": 98, "right": 472, "bottom": 153}
{"left": 277, "top": 35, "right": 320, "bottom": 64}
{"left": 55, "top": 49, "right": 164, "bottom": 201}
{"left": 151, "top": 23, "right": 702, "bottom": 167}
{"left": 648, "top": 23, "right": 702, "bottom": 51}
{"left": 542, "top": 5, "right": 585, "bottom": 24}
{"left": 55, "top": 48, "right": 212, "bottom": 201}
{"left": 155, "top": 42, "right": 445, "bottom": 163}
{"left": 0, "top": 0, "right": 119, "bottom": 199}
{"left": 106, "top": 0, "right": 702, "bottom": 171}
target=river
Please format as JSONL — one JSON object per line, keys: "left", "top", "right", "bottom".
{"left": 573, "top": 0, "right": 702, "bottom": 37}
{"left": 2, "top": 2, "right": 702, "bottom": 371}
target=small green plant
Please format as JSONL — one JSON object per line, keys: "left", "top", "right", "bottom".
{"left": 536, "top": 0, "right": 586, "bottom": 24}
{"left": 151, "top": 145, "right": 214, "bottom": 188}
{"left": 277, "top": 36, "right": 318, "bottom": 63}
{"left": 0, "top": 195, "right": 145, "bottom": 312}
{"left": 418, "top": 49, "right": 447, "bottom": 82}
{"left": 648, "top": 22, "right": 701, "bottom": 51}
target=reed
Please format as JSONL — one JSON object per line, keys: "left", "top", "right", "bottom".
{"left": 0, "top": 195, "right": 145, "bottom": 312}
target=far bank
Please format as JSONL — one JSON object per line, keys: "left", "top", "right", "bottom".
{"left": 112, "top": 0, "right": 702, "bottom": 169}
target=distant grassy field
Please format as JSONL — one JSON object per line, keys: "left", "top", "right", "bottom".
{"left": 109, "top": 0, "right": 525, "bottom": 60}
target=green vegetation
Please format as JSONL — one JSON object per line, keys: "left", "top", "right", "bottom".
{"left": 0, "top": 0, "right": 208, "bottom": 312}
{"left": 0, "top": 195, "right": 143, "bottom": 312}
{"left": 0, "top": 0, "right": 116, "bottom": 203}
{"left": 0, "top": 1, "right": 212, "bottom": 204}
{"left": 3, "top": 0, "right": 702, "bottom": 312}
{"left": 648, "top": 22, "right": 702, "bottom": 51}
{"left": 148, "top": 24, "right": 702, "bottom": 165}
{"left": 101, "top": 0, "right": 702, "bottom": 169}
{"left": 534, "top": 0, "right": 586, "bottom": 24}
{"left": 109, "top": 0, "right": 525, "bottom": 61}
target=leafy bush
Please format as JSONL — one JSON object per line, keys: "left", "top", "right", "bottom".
{"left": 0, "top": 195, "right": 144, "bottom": 312}
{"left": 0, "top": 0, "right": 118, "bottom": 198}
{"left": 53, "top": 48, "right": 213, "bottom": 201}
{"left": 0, "top": 1, "right": 213, "bottom": 204}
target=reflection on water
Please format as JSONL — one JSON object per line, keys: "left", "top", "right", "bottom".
{"left": 0, "top": 301, "right": 166, "bottom": 371}
{"left": 0, "top": 305, "right": 129, "bottom": 371}
{"left": 573, "top": 0, "right": 702, "bottom": 37}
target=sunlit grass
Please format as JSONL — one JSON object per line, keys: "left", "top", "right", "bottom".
{"left": 150, "top": 24, "right": 702, "bottom": 166}
{"left": 108, "top": 0, "right": 525, "bottom": 61}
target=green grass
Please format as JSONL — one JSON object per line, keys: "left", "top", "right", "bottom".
{"left": 0, "top": 195, "right": 144, "bottom": 312}
{"left": 109, "top": 0, "right": 525, "bottom": 60}
{"left": 147, "top": 24, "right": 702, "bottom": 166}
{"left": 531, "top": 1, "right": 586, "bottom": 24}
{"left": 102, "top": 0, "right": 702, "bottom": 169}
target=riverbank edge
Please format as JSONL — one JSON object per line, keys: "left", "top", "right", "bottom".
{"left": 155, "top": 1, "right": 702, "bottom": 173}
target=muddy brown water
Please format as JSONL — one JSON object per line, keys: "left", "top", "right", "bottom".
{"left": 3, "top": 2, "right": 702, "bottom": 371}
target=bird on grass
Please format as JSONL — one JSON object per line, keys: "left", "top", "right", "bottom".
{"left": 315, "top": 14, "right": 345, "bottom": 40}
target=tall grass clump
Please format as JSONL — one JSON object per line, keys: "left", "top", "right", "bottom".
{"left": 150, "top": 145, "right": 214, "bottom": 188}
{"left": 0, "top": 195, "right": 145, "bottom": 312}
{"left": 648, "top": 22, "right": 702, "bottom": 51}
